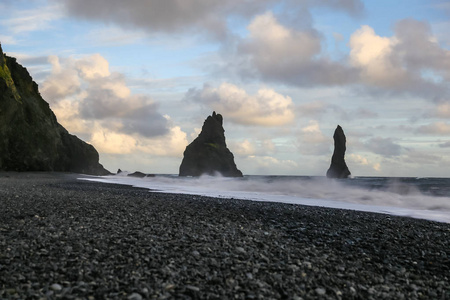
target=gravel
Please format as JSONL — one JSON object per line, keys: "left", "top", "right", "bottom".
{"left": 0, "top": 172, "right": 449, "bottom": 299}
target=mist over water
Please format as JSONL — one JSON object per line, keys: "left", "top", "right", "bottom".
{"left": 82, "top": 174, "right": 450, "bottom": 224}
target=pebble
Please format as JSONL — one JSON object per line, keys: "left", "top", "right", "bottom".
{"left": 50, "top": 284, "right": 62, "bottom": 291}
{"left": 186, "top": 285, "right": 200, "bottom": 292}
{"left": 0, "top": 173, "right": 449, "bottom": 300}
{"left": 235, "top": 246, "right": 246, "bottom": 254}
{"left": 127, "top": 292, "right": 142, "bottom": 300}
{"left": 315, "top": 288, "right": 326, "bottom": 295}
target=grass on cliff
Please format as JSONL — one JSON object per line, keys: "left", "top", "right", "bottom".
{"left": 0, "top": 58, "right": 22, "bottom": 103}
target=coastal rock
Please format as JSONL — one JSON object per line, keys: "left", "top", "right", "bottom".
{"left": 179, "top": 112, "right": 243, "bottom": 177}
{"left": 326, "top": 125, "right": 351, "bottom": 178}
{"left": 128, "top": 171, "right": 155, "bottom": 178}
{"left": 0, "top": 45, "right": 109, "bottom": 175}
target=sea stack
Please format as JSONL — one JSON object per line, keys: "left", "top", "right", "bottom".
{"left": 179, "top": 111, "right": 243, "bottom": 177}
{"left": 326, "top": 125, "right": 351, "bottom": 179}
{"left": 0, "top": 44, "right": 109, "bottom": 175}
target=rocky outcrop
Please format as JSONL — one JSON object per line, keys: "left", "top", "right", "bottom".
{"left": 179, "top": 112, "right": 243, "bottom": 177}
{"left": 0, "top": 45, "right": 109, "bottom": 175}
{"left": 326, "top": 125, "right": 351, "bottom": 179}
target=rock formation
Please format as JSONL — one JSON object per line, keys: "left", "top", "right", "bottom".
{"left": 179, "top": 112, "right": 243, "bottom": 177}
{"left": 0, "top": 44, "right": 109, "bottom": 175}
{"left": 326, "top": 125, "right": 351, "bottom": 179}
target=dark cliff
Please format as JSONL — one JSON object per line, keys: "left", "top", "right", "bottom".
{"left": 326, "top": 125, "right": 351, "bottom": 179}
{"left": 0, "top": 45, "right": 109, "bottom": 175}
{"left": 179, "top": 112, "right": 243, "bottom": 177}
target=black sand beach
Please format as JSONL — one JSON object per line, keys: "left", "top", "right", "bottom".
{"left": 0, "top": 173, "right": 449, "bottom": 299}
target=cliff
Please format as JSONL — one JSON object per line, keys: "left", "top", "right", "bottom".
{"left": 0, "top": 45, "right": 109, "bottom": 175}
{"left": 326, "top": 125, "right": 351, "bottom": 179}
{"left": 179, "top": 112, "right": 243, "bottom": 177}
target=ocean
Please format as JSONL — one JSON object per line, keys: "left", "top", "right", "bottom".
{"left": 81, "top": 174, "right": 450, "bottom": 224}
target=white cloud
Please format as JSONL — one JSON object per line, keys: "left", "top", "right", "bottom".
{"left": 230, "top": 138, "right": 277, "bottom": 157}
{"left": 40, "top": 53, "right": 190, "bottom": 159}
{"left": 230, "top": 140, "right": 256, "bottom": 156}
{"left": 2, "top": 4, "right": 62, "bottom": 34}
{"left": 41, "top": 56, "right": 81, "bottom": 102}
{"left": 42, "top": 53, "right": 170, "bottom": 138}
{"left": 347, "top": 154, "right": 380, "bottom": 172}
{"left": 89, "top": 121, "right": 188, "bottom": 157}
{"left": 244, "top": 11, "right": 321, "bottom": 70}
{"left": 349, "top": 25, "right": 406, "bottom": 87}
{"left": 349, "top": 20, "right": 450, "bottom": 98}
{"left": 75, "top": 54, "right": 111, "bottom": 80}
{"left": 187, "top": 82, "right": 295, "bottom": 126}
{"left": 236, "top": 12, "right": 353, "bottom": 86}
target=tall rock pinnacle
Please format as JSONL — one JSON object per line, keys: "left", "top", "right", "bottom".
{"left": 179, "top": 111, "right": 243, "bottom": 177}
{"left": 326, "top": 125, "right": 351, "bottom": 179}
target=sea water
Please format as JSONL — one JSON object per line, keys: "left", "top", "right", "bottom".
{"left": 80, "top": 174, "right": 450, "bottom": 224}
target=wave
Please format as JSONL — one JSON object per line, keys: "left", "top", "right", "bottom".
{"left": 80, "top": 175, "right": 450, "bottom": 224}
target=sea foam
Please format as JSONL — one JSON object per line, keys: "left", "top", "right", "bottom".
{"left": 80, "top": 175, "right": 450, "bottom": 224}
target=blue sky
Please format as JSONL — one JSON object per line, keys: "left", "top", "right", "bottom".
{"left": 1, "top": 0, "right": 450, "bottom": 176}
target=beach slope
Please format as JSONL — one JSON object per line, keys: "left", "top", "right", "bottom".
{"left": 0, "top": 173, "right": 449, "bottom": 299}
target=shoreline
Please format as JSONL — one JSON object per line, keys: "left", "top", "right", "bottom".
{"left": 1, "top": 172, "right": 449, "bottom": 299}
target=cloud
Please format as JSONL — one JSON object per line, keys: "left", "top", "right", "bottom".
{"left": 236, "top": 12, "right": 355, "bottom": 86}
{"left": 0, "top": 35, "right": 17, "bottom": 45}
{"left": 242, "top": 155, "right": 299, "bottom": 174}
{"left": 347, "top": 154, "right": 380, "bottom": 172}
{"left": 298, "top": 101, "right": 329, "bottom": 117}
{"left": 2, "top": 4, "right": 62, "bottom": 34}
{"left": 91, "top": 123, "right": 188, "bottom": 157}
{"left": 56, "top": 0, "right": 274, "bottom": 40}
{"left": 86, "top": 27, "right": 148, "bottom": 47}
{"left": 438, "top": 141, "right": 450, "bottom": 148}
{"left": 41, "top": 56, "right": 81, "bottom": 102}
{"left": 434, "top": 102, "right": 450, "bottom": 118}
{"left": 231, "top": 140, "right": 256, "bottom": 156}
{"left": 230, "top": 15, "right": 450, "bottom": 97}
{"left": 186, "top": 82, "right": 295, "bottom": 126}
{"left": 296, "top": 120, "right": 330, "bottom": 155}
{"left": 364, "top": 137, "right": 403, "bottom": 157}
{"left": 40, "top": 53, "right": 190, "bottom": 159}
{"left": 416, "top": 122, "right": 450, "bottom": 135}
{"left": 230, "top": 138, "right": 277, "bottom": 157}
{"left": 349, "top": 25, "right": 406, "bottom": 87}
{"left": 56, "top": 0, "right": 364, "bottom": 40}
{"left": 401, "top": 150, "right": 442, "bottom": 165}
{"left": 349, "top": 20, "right": 450, "bottom": 98}
{"left": 41, "top": 53, "right": 170, "bottom": 138}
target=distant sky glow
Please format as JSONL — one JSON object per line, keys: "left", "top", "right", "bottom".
{"left": 1, "top": 0, "right": 450, "bottom": 176}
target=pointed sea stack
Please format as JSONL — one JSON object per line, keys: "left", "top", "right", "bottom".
{"left": 179, "top": 112, "right": 243, "bottom": 177}
{"left": 326, "top": 125, "right": 351, "bottom": 179}
{"left": 0, "top": 45, "right": 109, "bottom": 175}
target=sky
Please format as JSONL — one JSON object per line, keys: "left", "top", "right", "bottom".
{"left": 1, "top": 0, "right": 450, "bottom": 177}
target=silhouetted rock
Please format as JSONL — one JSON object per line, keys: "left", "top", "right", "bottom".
{"left": 326, "top": 125, "right": 351, "bottom": 179}
{"left": 127, "top": 171, "right": 155, "bottom": 178}
{"left": 0, "top": 45, "right": 109, "bottom": 175}
{"left": 179, "top": 112, "right": 243, "bottom": 177}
